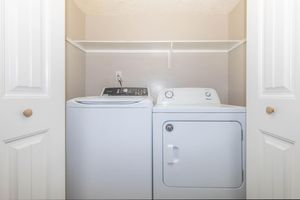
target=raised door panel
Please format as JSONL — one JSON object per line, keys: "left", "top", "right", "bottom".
{"left": 2, "top": 0, "right": 49, "bottom": 97}
{"left": 259, "top": 131, "right": 295, "bottom": 199}
{"left": 258, "top": 0, "right": 296, "bottom": 97}
{"left": 2, "top": 130, "right": 48, "bottom": 199}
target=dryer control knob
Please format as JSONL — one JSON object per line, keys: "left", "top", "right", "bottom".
{"left": 205, "top": 92, "right": 212, "bottom": 97}
{"left": 165, "top": 90, "right": 174, "bottom": 99}
{"left": 166, "top": 124, "right": 174, "bottom": 132}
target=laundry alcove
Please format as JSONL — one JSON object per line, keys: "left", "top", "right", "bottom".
{"left": 66, "top": 0, "right": 246, "bottom": 106}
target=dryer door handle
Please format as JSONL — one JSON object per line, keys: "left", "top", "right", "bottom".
{"left": 166, "top": 144, "right": 179, "bottom": 165}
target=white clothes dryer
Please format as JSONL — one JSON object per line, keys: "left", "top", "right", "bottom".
{"left": 153, "top": 88, "right": 246, "bottom": 199}
{"left": 67, "top": 87, "right": 153, "bottom": 199}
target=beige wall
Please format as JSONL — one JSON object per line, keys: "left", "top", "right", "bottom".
{"left": 85, "top": 53, "right": 229, "bottom": 103}
{"left": 228, "top": 0, "right": 246, "bottom": 106}
{"left": 66, "top": 43, "right": 86, "bottom": 100}
{"left": 228, "top": 0, "right": 246, "bottom": 40}
{"left": 66, "top": 0, "right": 86, "bottom": 100}
{"left": 66, "top": 0, "right": 85, "bottom": 40}
{"left": 85, "top": 14, "right": 228, "bottom": 40}
{"left": 66, "top": 0, "right": 247, "bottom": 104}
{"left": 228, "top": 44, "right": 246, "bottom": 106}
{"left": 83, "top": 2, "right": 231, "bottom": 102}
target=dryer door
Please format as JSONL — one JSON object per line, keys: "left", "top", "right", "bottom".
{"left": 163, "top": 121, "right": 243, "bottom": 188}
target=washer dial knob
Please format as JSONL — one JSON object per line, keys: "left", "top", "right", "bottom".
{"left": 165, "top": 90, "right": 174, "bottom": 99}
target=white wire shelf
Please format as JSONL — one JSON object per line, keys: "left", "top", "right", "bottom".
{"left": 66, "top": 38, "right": 246, "bottom": 54}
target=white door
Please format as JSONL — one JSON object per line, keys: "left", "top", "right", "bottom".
{"left": 247, "top": 0, "right": 300, "bottom": 198}
{"left": 0, "top": 0, "right": 65, "bottom": 199}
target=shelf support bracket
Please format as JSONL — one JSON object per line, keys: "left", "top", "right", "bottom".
{"left": 168, "top": 42, "right": 173, "bottom": 69}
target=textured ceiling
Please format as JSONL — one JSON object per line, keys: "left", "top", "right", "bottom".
{"left": 73, "top": 0, "right": 241, "bottom": 15}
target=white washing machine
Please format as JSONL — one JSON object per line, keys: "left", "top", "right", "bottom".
{"left": 153, "top": 88, "right": 246, "bottom": 199}
{"left": 67, "top": 87, "right": 152, "bottom": 199}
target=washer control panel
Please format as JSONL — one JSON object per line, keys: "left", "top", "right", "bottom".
{"left": 102, "top": 87, "right": 148, "bottom": 96}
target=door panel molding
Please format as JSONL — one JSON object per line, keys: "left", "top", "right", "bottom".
{"left": 3, "top": 128, "right": 49, "bottom": 145}
{"left": 1, "top": 0, "right": 50, "bottom": 98}
{"left": 259, "top": 129, "right": 295, "bottom": 145}
{"left": 259, "top": 130, "right": 295, "bottom": 199}
{"left": 2, "top": 129, "right": 48, "bottom": 199}
{"left": 258, "top": 0, "right": 296, "bottom": 98}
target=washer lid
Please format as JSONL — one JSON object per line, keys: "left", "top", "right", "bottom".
{"left": 153, "top": 104, "right": 246, "bottom": 113}
{"left": 76, "top": 96, "right": 146, "bottom": 104}
{"left": 67, "top": 96, "right": 153, "bottom": 107}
